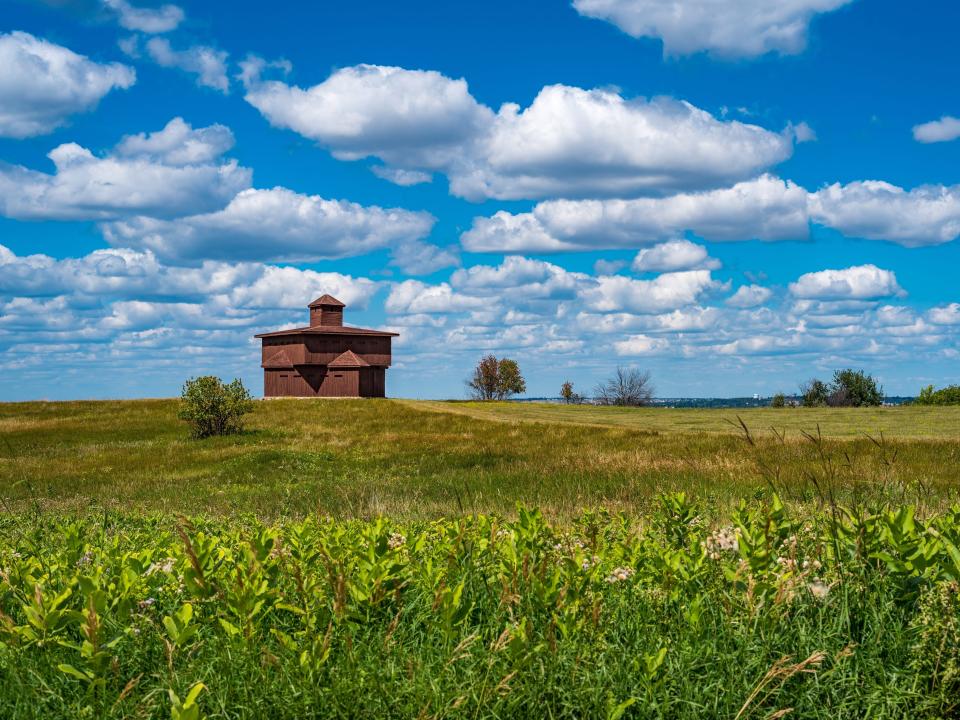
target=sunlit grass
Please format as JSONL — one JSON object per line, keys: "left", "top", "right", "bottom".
{"left": 1, "top": 399, "right": 959, "bottom": 519}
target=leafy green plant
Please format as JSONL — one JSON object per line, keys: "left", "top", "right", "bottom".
{"left": 915, "top": 384, "right": 960, "bottom": 405}
{"left": 2, "top": 501, "right": 960, "bottom": 717}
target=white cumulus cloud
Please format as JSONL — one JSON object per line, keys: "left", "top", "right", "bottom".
{"left": 912, "top": 116, "right": 960, "bottom": 144}
{"left": 810, "top": 181, "right": 960, "bottom": 247}
{"left": 0, "top": 118, "right": 251, "bottom": 220}
{"left": 100, "top": 187, "right": 435, "bottom": 264}
{"left": 0, "top": 31, "right": 135, "bottom": 138}
{"left": 632, "top": 239, "right": 720, "bottom": 272}
{"left": 462, "top": 175, "right": 809, "bottom": 252}
{"left": 581, "top": 270, "right": 727, "bottom": 313}
{"left": 572, "top": 0, "right": 853, "bottom": 58}
{"left": 789, "top": 265, "right": 904, "bottom": 300}
{"left": 614, "top": 334, "right": 670, "bottom": 355}
{"left": 242, "top": 62, "right": 796, "bottom": 201}
{"left": 726, "top": 284, "right": 774, "bottom": 308}
{"left": 242, "top": 63, "right": 492, "bottom": 169}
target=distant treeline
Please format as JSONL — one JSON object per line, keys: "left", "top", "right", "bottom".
{"left": 516, "top": 396, "right": 917, "bottom": 408}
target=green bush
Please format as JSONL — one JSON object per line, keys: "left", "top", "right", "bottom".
{"left": 802, "top": 369, "right": 883, "bottom": 407}
{"left": 177, "top": 375, "right": 254, "bottom": 438}
{"left": 801, "top": 379, "right": 830, "bottom": 407}
{"left": 831, "top": 368, "right": 883, "bottom": 407}
{"left": 915, "top": 384, "right": 960, "bottom": 405}
{"left": 770, "top": 392, "right": 787, "bottom": 408}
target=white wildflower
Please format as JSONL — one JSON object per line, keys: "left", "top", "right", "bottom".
{"left": 387, "top": 532, "right": 406, "bottom": 550}
{"left": 605, "top": 567, "right": 635, "bottom": 584}
{"left": 807, "top": 580, "right": 830, "bottom": 600}
{"left": 146, "top": 558, "right": 175, "bottom": 575}
{"left": 704, "top": 527, "right": 739, "bottom": 557}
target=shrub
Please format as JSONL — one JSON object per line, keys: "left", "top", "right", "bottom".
{"left": 178, "top": 376, "right": 254, "bottom": 438}
{"left": 801, "top": 379, "right": 830, "bottom": 407}
{"left": 594, "top": 367, "right": 654, "bottom": 406}
{"left": 466, "top": 355, "right": 526, "bottom": 400}
{"left": 915, "top": 384, "right": 960, "bottom": 405}
{"left": 770, "top": 392, "right": 786, "bottom": 408}
{"left": 802, "top": 370, "right": 883, "bottom": 408}
{"left": 832, "top": 368, "right": 883, "bottom": 407}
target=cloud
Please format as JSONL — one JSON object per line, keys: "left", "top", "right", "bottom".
{"left": 726, "top": 284, "right": 773, "bottom": 308}
{"left": 0, "top": 118, "right": 251, "bottom": 220}
{"left": 100, "top": 187, "right": 435, "bottom": 263}
{"left": 809, "top": 181, "right": 960, "bottom": 247}
{"left": 0, "top": 243, "right": 379, "bottom": 310}
{"left": 242, "top": 63, "right": 492, "bottom": 169}
{"left": 388, "top": 240, "right": 459, "bottom": 275}
{"left": 912, "top": 116, "right": 960, "bottom": 144}
{"left": 450, "top": 256, "right": 586, "bottom": 300}
{"left": 928, "top": 303, "right": 960, "bottom": 325}
{"left": 385, "top": 281, "right": 486, "bottom": 314}
{"left": 371, "top": 166, "right": 433, "bottom": 186}
{"left": 0, "top": 31, "right": 135, "bottom": 138}
{"left": 571, "top": 0, "right": 853, "bottom": 58}
{"left": 145, "top": 37, "right": 229, "bottom": 93}
{"left": 453, "top": 87, "right": 793, "bottom": 200}
{"left": 613, "top": 334, "right": 670, "bottom": 355}
{"left": 242, "top": 62, "right": 795, "bottom": 201}
{"left": 114, "top": 116, "right": 235, "bottom": 165}
{"left": 581, "top": 270, "right": 727, "bottom": 313}
{"left": 103, "top": 0, "right": 184, "bottom": 33}
{"left": 461, "top": 175, "right": 809, "bottom": 252}
{"left": 789, "top": 264, "right": 904, "bottom": 300}
{"left": 632, "top": 239, "right": 720, "bottom": 272}
{"left": 594, "top": 258, "right": 627, "bottom": 275}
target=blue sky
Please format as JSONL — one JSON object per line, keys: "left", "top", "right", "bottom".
{"left": 1, "top": 0, "right": 959, "bottom": 400}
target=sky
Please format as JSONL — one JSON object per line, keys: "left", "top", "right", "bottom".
{"left": 1, "top": 0, "right": 959, "bottom": 401}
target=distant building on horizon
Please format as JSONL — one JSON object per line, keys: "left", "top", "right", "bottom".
{"left": 254, "top": 295, "right": 397, "bottom": 398}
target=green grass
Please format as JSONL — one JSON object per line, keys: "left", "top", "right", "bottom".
{"left": 411, "top": 399, "right": 960, "bottom": 438}
{"left": 2, "top": 399, "right": 960, "bottom": 718}
{"left": 2, "top": 399, "right": 959, "bottom": 518}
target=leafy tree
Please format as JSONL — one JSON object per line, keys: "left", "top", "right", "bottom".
{"left": 802, "top": 370, "right": 883, "bottom": 408}
{"left": 832, "top": 369, "right": 883, "bottom": 407}
{"left": 466, "top": 355, "right": 526, "bottom": 400}
{"left": 594, "top": 367, "right": 654, "bottom": 407}
{"left": 178, "top": 376, "right": 254, "bottom": 439}
{"left": 914, "top": 384, "right": 960, "bottom": 405}
{"left": 770, "top": 393, "right": 786, "bottom": 408}
{"left": 560, "top": 381, "right": 586, "bottom": 405}
{"left": 801, "top": 379, "right": 830, "bottom": 407}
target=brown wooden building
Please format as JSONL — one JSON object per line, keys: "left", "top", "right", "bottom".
{"left": 254, "top": 295, "right": 398, "bottom": 398}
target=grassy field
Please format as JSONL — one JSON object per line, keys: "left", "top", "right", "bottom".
{"left": 2, "top": 399, "right": 959, "bottom": 518}
{"left": 2, "top": 399, "right": 960, "bottom": 718}
{"left": 412, "top": 400, "right": 960, "bottom": 438}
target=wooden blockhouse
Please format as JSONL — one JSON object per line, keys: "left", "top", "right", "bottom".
{"left": 254, "top": 295, "right": 397, "bottom": 397}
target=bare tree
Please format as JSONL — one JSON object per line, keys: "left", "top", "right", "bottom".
{"left": 594, "top": 367, "right": 654, "bottom": 407}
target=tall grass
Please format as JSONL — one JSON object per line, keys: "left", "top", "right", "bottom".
{"left": 1, "top": 497, "right": 958, "bottom": 718}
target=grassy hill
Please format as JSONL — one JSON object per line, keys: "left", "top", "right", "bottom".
{"left": 2, "top": 399, "right": 958, "bottom": 518}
